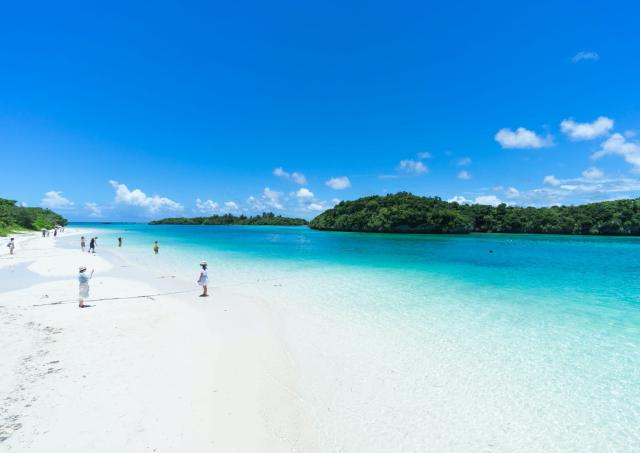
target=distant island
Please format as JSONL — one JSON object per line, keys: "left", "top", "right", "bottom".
{"left": 0, "top": 198, "right": 68, "bottom": 236}
{"left": 309, "top": 192, "right": 640, "bottom": 235}
{"left": 150, "top": 212, "right": 308, "bottom": 226}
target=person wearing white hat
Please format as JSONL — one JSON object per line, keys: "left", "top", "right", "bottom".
{"left": 78, "top": 266, "right": 94, "bottom": 308}
{"left": 197, "top": 261, "right": 209, "bottom": 297}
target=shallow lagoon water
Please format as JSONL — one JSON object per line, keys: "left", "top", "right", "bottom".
{"left": 72, "top": 223, "right": 640, "bottom": 451}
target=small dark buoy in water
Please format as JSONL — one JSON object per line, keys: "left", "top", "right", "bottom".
{"left": 489, "top": 250, "right": 494, "bottom": 253}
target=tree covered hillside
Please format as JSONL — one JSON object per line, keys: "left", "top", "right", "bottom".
{"left": 0, "top": 198, "right": 68, "bottom": 236}
{"left": 309, "top": 192, "right": 640, "bottom": 235}
{"left": 150, "top": 212, "right": 307, "bottom": 226}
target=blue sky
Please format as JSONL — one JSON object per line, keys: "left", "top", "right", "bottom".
{"left": 1, "top": 0, "right": 639, "bottom": 220}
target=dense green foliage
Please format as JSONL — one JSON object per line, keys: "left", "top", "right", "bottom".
{"left": 0, "top": 198, "right": 68, "bottom": 236}
{"left": 309, "top": 192, "right": 640, "bottom": 235}
{"left": 150, "top": 212, "right": 308, "bottom": 226}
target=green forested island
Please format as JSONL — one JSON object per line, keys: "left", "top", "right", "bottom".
{"left": 150, "top": 212, "right": 308, "bottom": 226}
{"left": 0, "top": 198, "right": 68, "bottom": 236}
{"left": 309, "top": 192, "right": 640, "bottom": 235}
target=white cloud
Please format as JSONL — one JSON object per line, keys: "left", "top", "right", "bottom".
{"left": 582, "top": 167, "right": 604, "bottom": 180}
{"left": 84, "top": 202, "right": 102, "bottom": 217}
{"left": 247, "top": 196, "right": 265, "bottom": 210}
{"left": 291, "top": 172, "right": 307, "bottom": 185}
{"left": 331, "top": 198, "right": 341, "bottom": 206}
{"left": 495, "top": 127, "right": 553, "bottom": 149}
{"left": 457, "top": 170, "right": 471, "bottom": 180}
{"left": 457, "top": 157, "right": 472, "bottom": 166}
{"left": 195, "top": 198, "right": 220, "bottom": 214}
{"left": 273, "top": 167, "right": 288, "bottom": 178}
{"left": 505, "top": 187, "right": 520, "bottom": 198}
{"left": 41, "top": 191, "right": 74, "bottom": 209}
{"left": 572, "top": 51, "right": 599, "bottom": 63}
{"left": 416, "top": 151, "right": 432, "bottom": 159}
{"left": 475, "top": 195, "right": 503, "bottom": 206}
{"left": 500, "top": 173, "right": 640, "bottom": 207}
{"left": 262, "top": 187, "right": 284, "bottom": 209}
{"left": 295, "top": 187, "right": 314, "bottom": 201}
{"left": 307, "top": 203, "right": 325, "bottom": 211}
{"left": 592, "top": 133, "right": 640, "bottom": 172}
{"left": 448, "top": 196, "right": 471, "bottom": 204}
{"left": 224, "top": 201, "right": 240, "bottom": 211}
{"left": 273, "top": 167, "right": 307, "bottom": 185}
{"left": 109, "top": 180, "right": 183, "bottom": 214}
{"left": 398, "top": 159, "right": 428, "bottom": 174}
{"left": 543, "top": 175, "right": 561, "bottom": 186}
{"left": 560, "top": 116, "right": 613, "bottom": 141}
{"left": 325, "top": 176, "right": 352, "bottom": 190}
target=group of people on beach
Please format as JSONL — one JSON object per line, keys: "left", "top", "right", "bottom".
{"left": 80, "top": 236, "right": 98, "bottom": 254}
{"left": 5, "top": 226, "right": 66, "bottom": 256}
{"left": 41, "top": 226, "right": 64, "bottom": 237}
{"left": 77, "top": 236, "right": 208, "bottom": 308}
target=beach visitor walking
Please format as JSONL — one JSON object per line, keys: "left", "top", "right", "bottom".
{"left": 80, "top": 236, "right": 86, "bottom": 252}
{"left": 78, "top": 266, "right": 94, "bottom": 308}
{"left": 7, "top": 238, "right": 15, "bottom": 255}
{"left": 197, "top": 261, "right": 209, "bottom": 297}
{"left": 118, "top": 237, "right": 122, "bottom": 247}
{"left": 153, "top": 241, "right": 159, "bottom": 254}
{"left": 89, "top": 237, "right": 97, "bottom": 254}
{"left": 53, "top": 228, "right": 57, "bottom": 237}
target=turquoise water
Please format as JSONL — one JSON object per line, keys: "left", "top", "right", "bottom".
{"left": 72, "top": 223, "right": 640, "bottom": 451}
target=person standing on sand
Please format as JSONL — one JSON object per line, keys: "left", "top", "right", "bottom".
{"left": 89, "top": 237, "right": 96, "bottom": 254}
{"left": 153, "top": 241, "right": 159, "bottom": 254}
{"left": 197, "top": 261, "right": 209, "bottom": 297}
{"left": 118, "top": 237, "right": 122, "bottom": 247}
{"left": 7, "top": 238, "right": 15, "bottom": 255}
{"left": 80, "top": 236, "right": 86, "bottom": 252}
{"left": 78, "top": 266, "right": 94, "bottom": 308}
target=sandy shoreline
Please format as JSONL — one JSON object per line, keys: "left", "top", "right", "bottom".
{"left": 0, "top": 229, "right": 317, "bottom": 452}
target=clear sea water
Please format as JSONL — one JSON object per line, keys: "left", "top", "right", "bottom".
{"left": 72, "top": 223, "right": 640, "bottom": 452}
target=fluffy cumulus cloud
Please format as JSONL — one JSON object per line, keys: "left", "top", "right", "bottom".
{"left": 325, "top": 176, "right": 351, "bottom": 190}
{"left": 295, "top": 187, "right": 314, "bottom": 201}
{"left": 273, "top": 167, "right": 306, "bottom": 185}
{"left": 543, "top": 175, "right": 561, "bottom": 186}
{"left": 495, "top": 127, "right": 553, "bottom": 149}
{"left": 398, "top": 159, "right": 428, "bottom": 174}
{"left": 247, "top": 188, "right": 286, "bottom": 211}
{"left": 307, "top": 203, "right": 325, "bottom": 211}
{"left": 592, "top": 133, "right": 640, "bottom": 172}
{"left": 475, "top": 195, "right": 503, "bottom": 206}
{"left": 41, "top": 191, "right": 74, "bottom": 209}
{"left": 262, "top": 187, "right": 284, "bottom": 209}
{"left": 247, "top": 196, "right": 264, "bottom": 210}
{"left": 195, "top": 198, "right": 220, "bottom": 214}
{"left": 84, "top": 202, "right": 102, "bottom": 217}
{"left": 572, "top": 51, "right": 599, "bottom": 63}
{"left": 448, "top": 195, "right": 470, "bottom": 204}
{"left": 109, "top": 180, "right": 182, "bottom": 214}
{"left": 560, "top": 116, "right": 613, "bottom": 141}
{"left": 582, "top": 167, "right": 604, "bottom": 180}
{"left": 457, "top": 170, "right": 471, "bottom": 180}
{"left": 224, "top": 201, "right": 240, "bottom": 211}
{"left": 503, "top": 172, "right": 640, "bottom": 206}
{"left": 504, "top": 187, "right": 520, "bottom": 198}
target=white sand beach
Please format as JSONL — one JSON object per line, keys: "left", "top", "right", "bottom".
{"left": 0, "top": 230, "right": 317, "bottom": 452}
